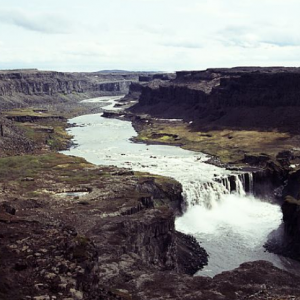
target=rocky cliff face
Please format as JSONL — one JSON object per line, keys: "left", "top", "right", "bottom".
{"left": 277, "top": 169, "right": 300, "bottom": 260}
{"left": 128, "top": 67, "right": 300, "bottom": 265}
{"left": 0, "top": 70, "right": 140, "bottom": 109}
{"left": 130, "top": 67, "right": 300, "bottom": 133}
{"left": 2, "top": 156, "right": 300, "bottom": 300}
{"left": 0, "top": 156, "right": 207, "bottom": 300}
{"left": 0, "top": 115, "right": 36, "bottom": 156}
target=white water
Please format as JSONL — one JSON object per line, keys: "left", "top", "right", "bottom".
{"left": 61, "top": 96, "right": 298, "bottom": 277}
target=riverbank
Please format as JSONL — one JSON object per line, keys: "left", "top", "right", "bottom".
{"left": 0, "top": 152, "right": 209, "bottom": 299}
{"left": 121, "top": 67, "right": 300, "bottom": 268}
{"left": 131, "top": 117, "right": 300, "bottom": 165}
{"left": 69, "top": 97, "right": 300, "bottom": 276}
{"left": 2, "top": 94, "right": 300, "bottom": 299}
{"left": 0, "top": 98, "right": 209, "bottom": 299}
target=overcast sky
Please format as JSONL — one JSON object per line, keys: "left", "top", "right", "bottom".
{"left": 0, "top": 0, "right": 299, "bottom": 72}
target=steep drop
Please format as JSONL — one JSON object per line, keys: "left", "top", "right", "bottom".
{"left": 62, "top": 96, "right": 299, "bottom": 276}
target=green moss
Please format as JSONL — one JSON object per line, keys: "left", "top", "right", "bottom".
{"left": 134, "top": 120, "right": 295, "bottom": 164}
{"left": 159, "top": 135, "right": 173, "bottom": 141}
{"left": 4, "top": 108, "right": 54, "bottom": 118}
{"left": 0, "top": 153, "right": 97, "bottom": 196}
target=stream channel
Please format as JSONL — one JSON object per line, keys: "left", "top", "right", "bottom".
{"left": 61, "top": 95, "right": 300, "bottom": 277}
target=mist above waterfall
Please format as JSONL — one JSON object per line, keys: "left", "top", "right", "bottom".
{"left": 177, "top": 194, "right": 281, "bottom": 239}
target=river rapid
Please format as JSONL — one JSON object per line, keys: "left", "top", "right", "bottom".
{"left": 61, "top": 96, "right": 300, "bottom": 277}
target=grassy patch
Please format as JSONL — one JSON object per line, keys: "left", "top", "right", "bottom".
{"left": 3, "top": 107, "right": 72, "bottom": 151}
{"left": 134, "top": 119, "right": 296, "bottom": 164}
{"left": 0, "top": 153, "right": 100, "bottom": 196}
{"left": 0, "top": 153, "right": 90, "bottom": 181}
{"left": 15, "top": 118, "right": 72, "bottom": 151}
{"left": 3, "top": 107, "right": 60, "bottom": 119}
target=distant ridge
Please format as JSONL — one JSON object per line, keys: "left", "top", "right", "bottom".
{"left": 0, "top": 68, "right": 39, "bottom": 72}
{"left": 97, "top": 70, "right": 162, "bottom": 74}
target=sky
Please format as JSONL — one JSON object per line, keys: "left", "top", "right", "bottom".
{"left": 0, "top": 0, "right": 299, "bottom": 72}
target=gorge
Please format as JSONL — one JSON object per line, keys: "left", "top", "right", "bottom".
{"left": 62, "top": 96, "right": 300, "bottom": 277}
{"left": 2, "top": 68, "right": 300, "bottom": 299}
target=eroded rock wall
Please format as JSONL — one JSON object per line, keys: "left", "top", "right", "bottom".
{"left": 130, "top": 67, "right": 300, "bottom": 132}
{"left": 0, "top": 70, "right": 137, "bottom": 109}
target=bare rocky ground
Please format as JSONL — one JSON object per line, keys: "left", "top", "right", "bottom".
{"left": 0, "top": 152, "right": 208, "bottom": 300}
{"left": 2, "top": 154, "right": 300, "bottom": 300}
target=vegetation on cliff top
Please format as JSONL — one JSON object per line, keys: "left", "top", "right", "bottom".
{"left": 133, "top": 118, "right": 300, "bottom": 164}
{"left": 1, "top": 107, "right": 73, "bottom": 154}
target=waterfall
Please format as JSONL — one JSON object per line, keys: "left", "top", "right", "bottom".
{"left": 183, "top": 172, "right": 254, "bottom": 209}
{"left": 63, "top": 96, "right": 289, "bottom": 278}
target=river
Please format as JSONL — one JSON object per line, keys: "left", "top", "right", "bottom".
{"left": 61, "top": 95, "right": 300, "bottom": 277}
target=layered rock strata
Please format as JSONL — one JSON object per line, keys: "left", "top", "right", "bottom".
{"left": 0, "top": 158, "right": 207, "bottom": 300}
{"left": 3, "top": 159, "right": 300, "bottom": 299}
{"left": 129, "top": 67, "right": 300, "bottom": 133}
{"left": 0, "top": 70, "right": 150, "bottom": 109}
{"left": 126, "top": 67, "right": 300, "bottom": 263}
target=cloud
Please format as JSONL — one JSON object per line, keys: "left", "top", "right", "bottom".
{"left": 216, "top": 24, "right": 300, "bottom": 49}
{"left": 0, "top": 8, "right": 72, "bottom": 34}
{"left": 216, "top": 26, "right": 260, "bottom": 48}
{"left": 161, "top": 40, "right": 202, "bottom": 49}
{"left": 1, "top": 0, "right": 300, "bottom": 72}
{"left": 137, "top": 24, "right": 176, "bottom": 36}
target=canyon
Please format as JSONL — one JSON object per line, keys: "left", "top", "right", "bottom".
{"left": 0, "top": 69, "right": 152, "bottom": 110}
{"left": 126, "top": 67, "right": 300, "bottom": 262}
{"left": 130, "top": 67, "right": 300, "bottom": 133}
{"left": 1, "top": 68, "right": 300, "bottom": 299}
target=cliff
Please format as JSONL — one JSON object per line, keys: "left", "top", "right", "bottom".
{"left": 2, "top": 67, "right": 300, "bottom": 298}
{"left": 129, "top": 67, "right": 300, "bottom": 133}
{"left": 127, "top": 67, "right": 300, "bottom": 265}
{"left": 2, "top": 154, "right": 300, "bottom": 300}
{"left": 0, "top": 154, "right": 207, "bottom": 299}
{"left": 0, "top": 70, "right": 143, "bottom": 109}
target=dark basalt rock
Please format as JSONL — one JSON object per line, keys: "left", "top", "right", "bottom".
{"left": 0, "top": 166, "right": 209, "bottom": 300}
{"left": 242, "top": 154, "right": 270, "bottom": 166}
{"left": 277, "top": 169, "right": 300, "bottom": 260}
{"left": 175, "top": 231, "right": 208, "bottom": 274}
{"left": 1, "top": 202, "right": 16, "bottom": 215}
{"left": 0, "top": 70, "right": 135, "bottom": 110}
{"left": 129, "top": 67, "right": 300, "bottom": 133}
{"left": 0, "top": 70, "right": 173, "bottom": 110}
{"left": 276, "top": 150, "right": 296, "bottom": 167}
{"left": 14, "top": 261, "right": 28, "bottom": 271}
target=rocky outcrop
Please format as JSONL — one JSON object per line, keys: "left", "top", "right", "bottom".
{"left": 0, "top": 70, "right": 141, "bottom": 109}
{"left": 128, "top": 67, "right": 300, "bottom": 266}
{"left": 3, "top": 173, "right": 300, "bottom": 299}
{"left": 242, "top": 154, "right": 289, "bottom": 200}
{"left": 0, "top": 115, "right": 36, "bottom": 156}
{"left": 4, "top": 215, "right": 300, "bottom": 299}
{"left": 275, "top": 169, "right": 300, "bottom": 260}
{"left": 0, "top": 70, "right": 138, "bottom": 96}
{"left": 0, "top": 158, "right": 208, "bottom": 300}
{"left": 129, "top": 67, "right": 300, "bottom": 133}
{"left": 6, "top": 114, "right": 65, "bottom": 123}
{"left": 139, "top": 73, "right": 175, "bottom": 82}
{"left": 133, "top": 260, "right": 300, "bottom": 300}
